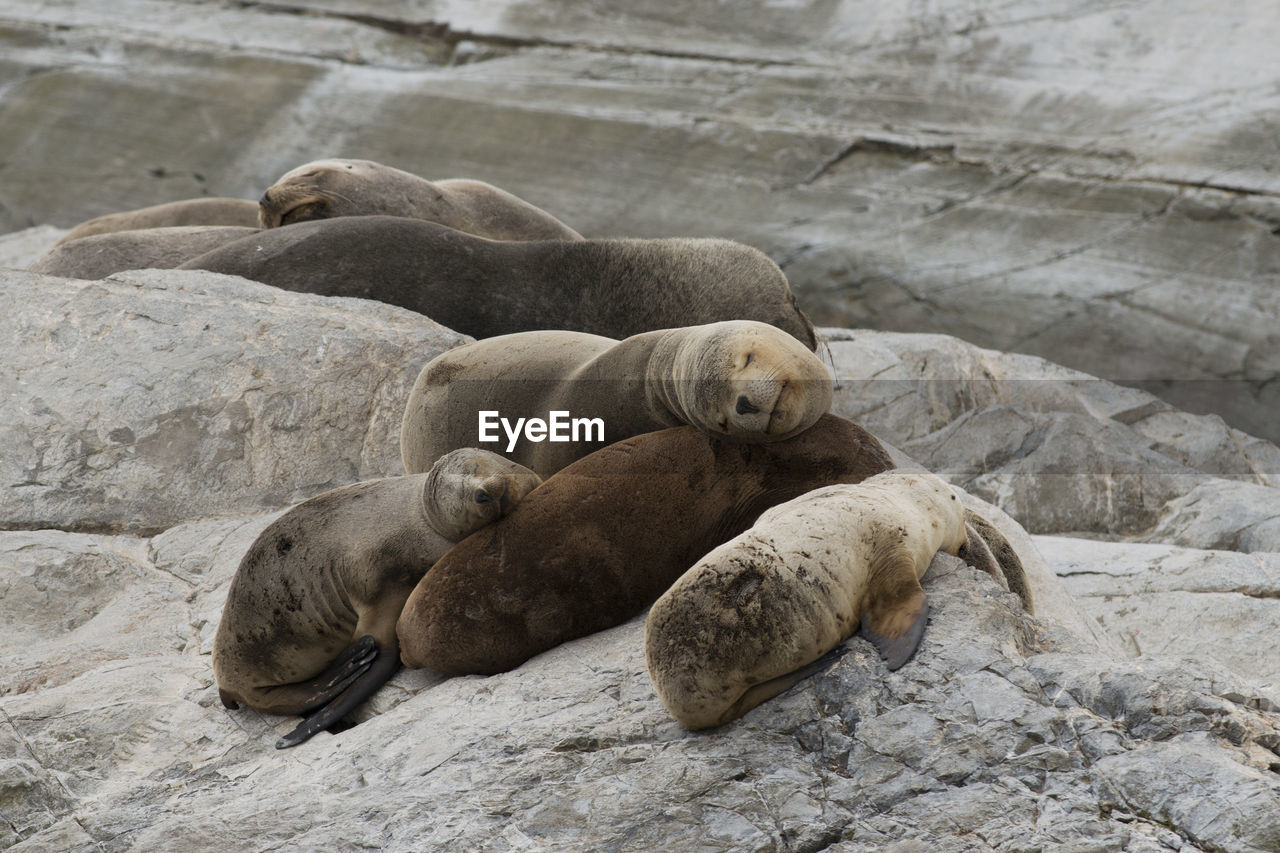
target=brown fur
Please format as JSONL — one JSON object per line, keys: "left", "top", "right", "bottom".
{"left": 396, "top": 414, "right": 893, "bottom": 675}
{"left": 259, "top": 158, "right": 582, "bottom": 240}
{"left": 213, "top": 450, "right": 540, "bottom": 716}
{"left": 55, "top": 198, "right": 259, "bottom": 245}
{"left": 400, "top": 321, "right": 834, "bottom": 478}
{"left": 178, "top": 216, "right": 818, "bottom": 347}
{"left": 31, "top": 225, "right": 259, "bottom": 280}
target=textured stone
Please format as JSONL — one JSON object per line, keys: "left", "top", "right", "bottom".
{"left": 1042, "top": 535, "right": 1280, "bottom": 687}
{"left": 827, "top": 329, "right": 1280, "bottom": 548}
{"left": 0, "top": 225, "right": 65, "bottom": 270}
{"left": 0, "top": 269, "right": 467, "bottom": 533}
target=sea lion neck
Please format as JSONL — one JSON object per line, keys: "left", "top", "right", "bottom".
{"left": 643, "top": 328, "right": 700, "bottom": 428}
{"left": 418, "top": 467, "right": 457, "bottom": 541}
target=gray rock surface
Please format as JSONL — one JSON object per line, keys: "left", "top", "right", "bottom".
{"left": 1040, "top": 535, "right": 1280, "bottom": 687}
{"left": 0, "top": 269, "right": 466, "bottom": 533}
{"left": 2, "top": 0, "right": 1277, "bottom": 441}
{"left": 826, "top": 329, "right": 1280, "bottom": 550}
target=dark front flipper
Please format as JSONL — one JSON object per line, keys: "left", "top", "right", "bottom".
{"left": 275, "top": 642, "right": 402, "bottom": 749}
{"left": 963, "top": 510, "right": 1034, "bottom": 614}
{"left": 713, "top": 645, "right": 851, "bottom": 727}
{"left": 860, "top": 595, "right": 929, "bottom": 671}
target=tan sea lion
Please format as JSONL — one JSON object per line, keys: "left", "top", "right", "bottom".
{"left": 30, "top": 225, "right": 259, "bottom": 280}
{"left": 259, "top": 158, "right": 583, "bottom": 240}
{"left": 644, "top": 471, "right": 1031, "bottom": 730}
{"left": 396, "top": 414, "right": 894, "bottom": 676}
{"left": 212, "top": 449, "right": 542, "bottom": 749}
{"left": 401, "top": 320, "right": 834, "bottom": 478}
{"left": 55, "top": 197, "right": 260, "bottom": 245}
{"left": 178, "top": 216, "right": 818, "bottom": 347}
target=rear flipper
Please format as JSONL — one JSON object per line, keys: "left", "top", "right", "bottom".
{"left": 289, "top": 634, "right": 380, "bottom": 716}
{"left": 962, "top": 510, "right": 1034, "bottom": 613}
{"left": 959, "top": 522, "right": 1003, "bottom": 586}
{"left": 275, "top": 641, "right": 402, "bottom": 749}
{"left": 713, "top": 645, "right": 851, "bottom": 728}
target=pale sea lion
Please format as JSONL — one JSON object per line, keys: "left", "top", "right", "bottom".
{"left": 30, "top": 225, "right": 259, "bottom": 280}
{"left": 396, "top": 414, "right": 894, "bottom": 676}
{"left": 54, "top": 197, "right": 260, "bottom": 245}
{"left": 178, "top": 216, "right": 818, "bottom": 347}
{"left": 644, "top": 471, "right": 1031, "bottom": 730}
{"left": 259, "top": 158, "right": 583, "bottom": 240}
{"left": 401, "top": 320, "right": 834, "bottom": 479}
{"left": 212, "top": 449, "right": 542, "bottom": 749}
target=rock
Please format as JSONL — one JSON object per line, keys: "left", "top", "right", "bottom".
{"left": 827, "top": 329, "right": 1280, "bottom": 548}
{"left": 0, "top": 225, "right": 65, "bottom": 269}
{"left": 0, "top": 269, "right": 467, "bottom": 533}
{"left": 1041, "top": 535, "right": 1280, "bottom": 687}
{"left": 1146, "top": 481, "right": 1280, "bottom": 553}
{"left": 1, "top": 1, "right": 1278, "bottom": 441}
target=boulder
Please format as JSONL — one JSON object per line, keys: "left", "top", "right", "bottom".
{"left": 0, "top": 269, "right": 467, "bottom": 533}
{"left": 1041, "top": 535, "right": 1280, "bottom": 687}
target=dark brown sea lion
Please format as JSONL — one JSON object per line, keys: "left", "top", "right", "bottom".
{"left": 178, "top": 216, "right": 818, "bottom": 347}
{"left": 259, "top": 158, "right": 583, "bottom": 240}
{"left": 212, "top": 449, "right": 542, "bottom": 749}
{"left": 395, "top": 414, "right": 893, "bottom": 676}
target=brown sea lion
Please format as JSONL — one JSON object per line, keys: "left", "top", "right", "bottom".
{"left": 645, "top": 471, "right": 1031, "bottom": 729}
{"left": 55, "top": 197, "right": 260, "bottom": 245}
{"left": 178, "top": 216, "right": 818, "bottom": 347}
{"left": 259, "top": 158, "right": 583, "bottom": 240}
{"left": 30, "top": 225, "right": 259, "bottom": 280}
{"left": 400, "top": 320, "right": 834, "bottom": 478}
{"left": 396, "top": 414, "right": 894, "bottom": 676}
{"left": 212, "top": 449, "right": 542, "bottom": 749}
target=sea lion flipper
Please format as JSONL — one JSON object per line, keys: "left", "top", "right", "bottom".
{"left": 860, "top": 592, "right": 929, "bottom": 671}
{"left": 712, "top": 644, "right": 850, "bottom": 727}
{"left": 275, "top": 643, "right": 402, "bottom": 749}
{"left": 959, "top": 521, "right": 1003, "bottom": 585}
{"left": 962, "top": 510, "right": 1034, "bottom": 614}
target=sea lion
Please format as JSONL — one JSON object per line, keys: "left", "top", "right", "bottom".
{"left": 396, "top": 414, "right": 894, "bottom": 676}
{"left": 212, "top": 449, "right": 542, "bottom": 749}
{"left": 178, "top": 216, "right": 818, "bottom": 347}
{"left": 30, "top": 225, "right": 259, "bottom": 280}
{"left": 259, "top": 158, "right": 583, "bottom": 240}
{"left": 401, "top": 320, "right": 834, "bottom": 478}
{"left": 643, "top": 471, "right": 1031, "bottom": 730}
{"left": 54, "top": 197, "right": 260, "bottom": 245}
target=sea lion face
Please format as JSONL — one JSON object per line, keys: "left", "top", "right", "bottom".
{"left": 259, "top": 159, "right": 405, "bottom": 228}
{"left": 421, "top": 448, "right": 543, "bottom": 542}
{"left": 675, "top": 321, "right": 834, "bottom": 441}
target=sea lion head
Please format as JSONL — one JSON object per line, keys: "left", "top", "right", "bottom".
{"left": 258, "top": 158, "right": 431, "bottom": 228}
{"left": 421, "top": 448, "right": 543, "bottom": 542}
{"left": 660, "top": 320, "right": 834, "bottom": 441}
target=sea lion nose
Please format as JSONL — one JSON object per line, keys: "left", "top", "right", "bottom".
{"left": 259, "top": 190, "right": 272, "bottom": 207}
{"left": 474, "top": 488, "right": 493, "bottom": 504}
{"left": 735, "top": 395, "right": 761, "bottom": 415}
